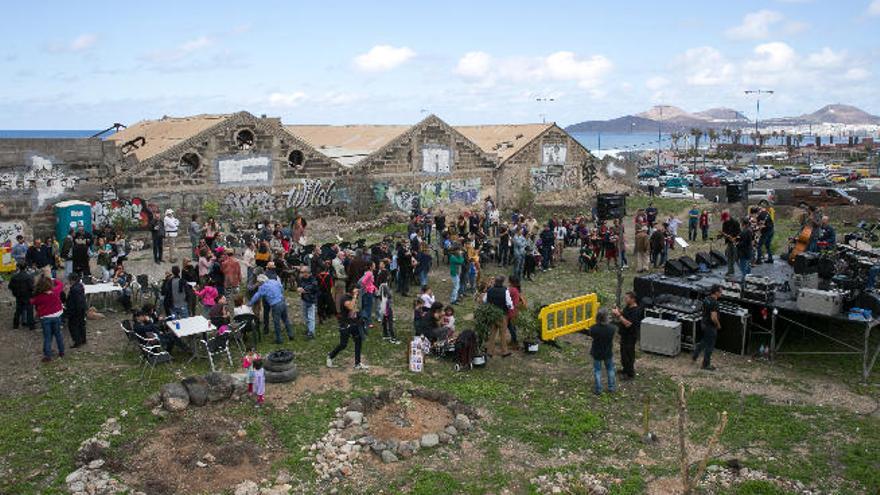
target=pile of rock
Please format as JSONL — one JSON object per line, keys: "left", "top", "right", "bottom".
{"left": 66, "top": 414, "right": 142, "bottom": 495}
{"left": 145, "top": 371, "right": 248, "bottom": 414}
{"left": 702, "top": 463, "right": 816, "bottom": 494}
{"left": 529, "top": 472, "right": 610, "bottom": 495}
{"left": 308, "top": 388, "right": 479, "bottom": 482}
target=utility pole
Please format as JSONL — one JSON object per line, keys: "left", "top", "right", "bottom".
{"left": 745, "top": 89, "right": 774, "bottom": 165}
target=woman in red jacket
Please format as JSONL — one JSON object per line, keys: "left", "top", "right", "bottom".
{"left": 31, "top": 276, "right": 65, "bottom": 362}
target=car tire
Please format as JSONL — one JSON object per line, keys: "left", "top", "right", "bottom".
{"left": 264, "top": 359, "right": 296, "bottom": 373}
{"left": 266, "top": 349, "right": 294, "bottom": 365}
{"left": 265, "top": 367, "right": 298, "bottom": 383}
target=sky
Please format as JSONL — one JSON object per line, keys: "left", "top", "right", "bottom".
{"left": 1, "top": 0, "right": 879, "bottom": 129}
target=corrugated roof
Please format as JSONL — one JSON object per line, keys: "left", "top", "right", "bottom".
{"left": 285, "top": 125, "right": 410, "bottom": 166}
{"left": 107, "top": 114, "right": 231, "bottom": 162}
{"left": 456, "top": 123, "right": 554, "bottom": 163}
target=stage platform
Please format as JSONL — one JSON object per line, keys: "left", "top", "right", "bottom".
{"left": 633, "top": 260, "right": 880, "bottom": 381}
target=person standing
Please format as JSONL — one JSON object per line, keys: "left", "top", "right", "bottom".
{"left": 755, "top": 206, "right": 774, "bottom": 264}
{"left": 31, "top": 275, "right": 65, "bottom": 362}
{"left": 612, "top": 292, "right": 641, "bottom": 380}
{"left": 587, "top": 308, "right": 616, "bottom": 395}
{"left": 482, "top": 275, "right": 513, "bottom": 358}
{"left": 736, "top": 217, "right": 753, "bottom": 283}
{"left": 720, "top": 210, "right": 740, "bottom": 277}
{"left": 699, "top": 210, "right": 710, "bottom": 241}
{"left": 448, "top": 247, "right": 464, "bottom": 304}
{"left": 249, "top": 274, "right": 294, "bottom": 343}
{"left": 66, "top": 272, "right": 87, "bottom": 348}
{"left": 693, "top": 284, "right": 722, "bottom": 370}
{"left": 188, "top": 214, "right": 202, "bottom": 260}
{"left": 164, "top": 209, "right": 180, "bottom": 263}
{"left": 687, "top": 204, "right": 700, "bottom": 242}
{"left": 327, "top": 288, "right": 367, "bottom": 369}
{"left": 297, "top": 266, "right": 319, "bottom": 339}
{"left": 149, "top": 206, "right": 164, "bottom": 264}
{"left": 8, "top": 263, "right": 35, "bottom": 330}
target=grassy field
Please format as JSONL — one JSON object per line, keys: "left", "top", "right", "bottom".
{"left": 0, "top": 200, "right": 878, "bottom": 494}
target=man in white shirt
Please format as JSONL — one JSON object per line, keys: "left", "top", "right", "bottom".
{"left": 163, "top": 209, "right": 181, "bottom": 263}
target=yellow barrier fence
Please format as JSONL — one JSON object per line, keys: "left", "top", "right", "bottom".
{"left": 539, "top": 293, "right": 600, "bottom": 341}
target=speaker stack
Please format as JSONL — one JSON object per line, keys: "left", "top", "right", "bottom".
{"left": 597, "top": 193, "right": 626, "bottom": 221}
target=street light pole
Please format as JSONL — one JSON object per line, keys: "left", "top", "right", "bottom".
{"left": 745, "top": 89, "right": 774, "bottom": 165}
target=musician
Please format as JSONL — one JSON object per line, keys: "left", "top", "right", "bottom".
{"left": 755, "top": 206, "right": 774, "bottom": 264}
{"left": 816, "top": 216, "right": 836, "bottom": 250}
{"left": 736, "top": 218, "right": 754, "bottom": 283}
{"left": 692, "top": 284, "right": 722, "bottom": 371}
{"left": 720, "top": 210, "right": 740, "bottom": 277}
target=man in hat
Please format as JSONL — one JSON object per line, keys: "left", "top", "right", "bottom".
{"left": 163, "top": 209, "right": 180, "bottom": 263}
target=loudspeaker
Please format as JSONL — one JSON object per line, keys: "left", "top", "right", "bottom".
{"left": 696, "top": 251, "right": 718, "bottom": 268}
{"left": 678, "top": 256, "right": 699, "bottom": 273}
{"left": 664, "top": 259, "right": 687, "bottom": 277}
{"left": 726, "top": 183, "right": 748, "bottom": 203}
{"left": 709, "top": 250, "right": 727, "bottom": 266}
{"left": 597, "top": 193, "right": 626, "bottom": 221}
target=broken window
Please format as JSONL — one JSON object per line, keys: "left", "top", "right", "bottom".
{"left": 179, "top": 153, "right": 201, "bottom": 174}
{"left": 235, "top": 129, "right": 255, "bottom": 150}
{"left": 288, "top": 150, "right": 304, "bottom": 167}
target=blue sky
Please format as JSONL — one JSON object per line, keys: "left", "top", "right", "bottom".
{"left": 1, "top": 0, "right": 878, "bottom": 128}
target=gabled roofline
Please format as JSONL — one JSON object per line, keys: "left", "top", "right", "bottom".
{"left": 353, "top": 114, "right": 499, "bottom": 170}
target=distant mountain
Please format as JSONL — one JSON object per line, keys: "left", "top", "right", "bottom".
{"left": 565, "top": 103, "right": 878, "bottom": 133}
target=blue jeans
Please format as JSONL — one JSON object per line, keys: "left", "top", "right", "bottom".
{"left": 593, "top": 356, "right": 616, "bottom": 393}
{"left": 302, "top": 301, "right": 316, "bottom": 336}
{"left": 41, "top": 316, "right": 64, "bottom": 358}
{"left": 360, "top": 292, "right": 374, "bottom": 326}
{"left": 738, "top": 257, "right": 751, "bottom": 283}
{"left": 173, "top": 305, "right": 189, "bottom": 318}
{"left": 270, "top": 301, "right": 293, "bottom": 341}
{"left": 757, "top": 229, "right": 774, "bottom": 261}
{"left": 451, "top": 273, "right": 461, "bottom": 303}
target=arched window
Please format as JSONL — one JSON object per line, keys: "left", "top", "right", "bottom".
{"left": 288, "top": 150, "right": 304, "bottom": 167}
{"left": 235, "top": 129, "right": 255, "bottom": 150}
{"left": 179, "top": 153, "right": 201, "bottom": 174}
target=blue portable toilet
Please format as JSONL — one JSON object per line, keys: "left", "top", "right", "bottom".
{"left": 54, "top": 200, "right": 92, "bottom": 243}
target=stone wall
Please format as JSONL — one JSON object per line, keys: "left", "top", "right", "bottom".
{"left": 0, "top": 138, "right": 120, "bottom": 237}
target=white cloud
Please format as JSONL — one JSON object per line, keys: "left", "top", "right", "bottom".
{"left": 869, "top": 0, "right": 880, "bottom": 16}
{"left": 676, "top": 46, "right": 735, "bottom": 86}
{"left": 268, "top": 91, "right": 307, "bottom": 107}
{"left": 645, "top": 76, "right": 669, "bottom": 91}
{"left": 142, "top": 36, "right": 213, "bottom": 63}
{"left": 453, "top": 50, "right": 612, "bottom": 90}
{"left": 726, "top": 10, "right": 784, "bottom": 39}
{"left": 47, "top": 33, "right": 98, "bottom": 53}
{"left": 353, "top": 45, "right": 415, "bottom": 72}
{"left": 845, "top": 67, "right": 870, "bottom": 80}
{"left": 455, "top": 51, "right": 491, "bottom": 79}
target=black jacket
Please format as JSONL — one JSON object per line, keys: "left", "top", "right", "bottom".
{"left": 66, "top": 282, "right": 87, "bottom": 316}
{"left": 8, "top": 271, "right": 34, "bottom": 301}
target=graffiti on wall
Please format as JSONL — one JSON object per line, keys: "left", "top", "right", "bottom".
{"left": 0, "top": 222, "right": 25, "bottom": 245}
{"left": 91, "top": 197, "right": 149, "bottom": 228}
{"left": 421, "top": 144, "right": 452, "bottom": 174}
{"left": 0, "top": 154, "right": 79, "bottom": 207}
{"left": 223, "top": 190, "right": 277, "bottom": 216}
{"left": 542, "top": 143, "right": 567, "bottom": 166}
{"left": 216, "top": 156, "right": 272, "bottom": 185}
{"left": 530, "top": 166, "right": 580, "bottom": 193}
{"left": 285, "top": 179, "right": 338, "bottom": 209}
{"left": 384, "top": 178, "right": 481, "bottom": 212}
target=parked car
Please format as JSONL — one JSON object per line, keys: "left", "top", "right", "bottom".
{"left": 791, "top": 188, "right": 859, "bottom": 207}
{"left": 748, "top": 188, "right": 776, "bottom": 206}
{"left": 660, "top": 187, "right": 704, "bottom": 200}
